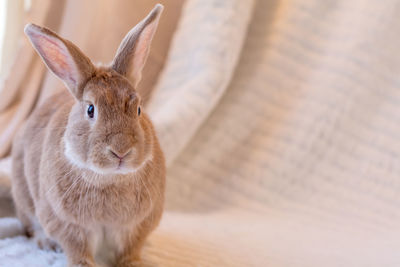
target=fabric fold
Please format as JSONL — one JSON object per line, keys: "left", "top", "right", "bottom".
{"left": 148, "top": 0, "right": 255, "bottom": 165}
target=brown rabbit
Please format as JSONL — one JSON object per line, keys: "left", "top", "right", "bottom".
{"left": 11, "top": 4, "right": 165, "bottom": 267}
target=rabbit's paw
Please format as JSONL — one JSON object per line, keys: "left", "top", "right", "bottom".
{"left": 34, "top": 231, "right": 62, "bottom": 252}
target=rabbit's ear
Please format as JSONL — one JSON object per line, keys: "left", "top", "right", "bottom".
{"left": 24, "top": 23, "right": 95, "bottom": 99}
{"left": 111, "top": 4, "right": 163, "bottom": 88}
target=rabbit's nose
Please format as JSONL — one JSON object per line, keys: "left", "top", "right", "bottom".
{"left": 109, "top": 148, "right": 132, "bottom": 160}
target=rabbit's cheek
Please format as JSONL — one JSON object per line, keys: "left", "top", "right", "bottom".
{"left": 64, "top": 139, "right": 87, "bottom": 169}
{"left": 131, "top": 148, "right": 150, "bottom": 169}
{"left": 63, "top": 131, "right": 90, "bottom": 168}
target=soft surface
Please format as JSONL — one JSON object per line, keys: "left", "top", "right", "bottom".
{"left": 2, "top": 0, "right": 400, "bottom": 266}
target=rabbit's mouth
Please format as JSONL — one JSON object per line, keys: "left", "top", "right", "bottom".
{"left": 88, "top": 158, "right": 150, "bottom": 177}
{"left": 86, "top": 151, "right": 151, "bottom": 176}
{"left": 115, "top": 158, "right": 130, "bottom": 172}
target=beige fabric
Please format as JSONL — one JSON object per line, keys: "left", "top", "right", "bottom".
{"left": 0, "top": 0, "right": 56, "bottom": 157}
{"left": 147, "top": 0, "right": 400, "bottom": 266}
{"left": 2, "top": 0, "right": 400, "bottom": 266}
{"left": 0, "top": 0, "right": 24, "bottom": 79}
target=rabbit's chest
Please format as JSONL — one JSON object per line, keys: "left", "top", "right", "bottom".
{"left": 52, "top": 180, "right": 152, "bottom": 225}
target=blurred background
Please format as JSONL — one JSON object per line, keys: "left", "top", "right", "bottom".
{"left": 1, "top": 0, "right": 400, "bottom": 266}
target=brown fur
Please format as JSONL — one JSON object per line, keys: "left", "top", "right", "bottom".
{"left": 11, "top": 4, "right": 165, "bottom": 267}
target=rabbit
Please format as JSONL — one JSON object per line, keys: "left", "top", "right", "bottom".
{"left": 11, "top": 4, "right": 165, "bottom": 267}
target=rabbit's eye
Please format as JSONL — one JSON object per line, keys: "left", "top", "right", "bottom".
{"left": 137, "top": 106, "right": 141, "bottom": 116}
{"left": 87, "top": 104, "right": 95, "bottom": 118}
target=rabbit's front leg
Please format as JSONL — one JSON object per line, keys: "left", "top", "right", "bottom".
{"left": 36, "top": 203, "right": 96, "bottom": 267}
{"left": 115, "top": 235, "right": 144, "bottom": 267}
{"left": 115, "top": 226, "right": 150, "bottom": 267}
{"left": 50, "top": 222, "right": 95, "bottom": 267}
{"left": 116, "top": 211, "right": 163, "bottom": 267}
{"left": 59, "top": 227, "right": 96, "bottom": 267}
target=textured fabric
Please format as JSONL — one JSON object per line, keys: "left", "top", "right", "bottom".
{"left": 2, "top": 0, "right": 400, "bottom": 266}
{"left": 0, "top": 0, "right": 56, "bottom": 157}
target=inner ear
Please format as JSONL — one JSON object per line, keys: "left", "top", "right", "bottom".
{"left": 33, "top": 33, "right": 80, "bottom": 86}
{"left": 25, "top": 23, "right": 95, "bottom": 99}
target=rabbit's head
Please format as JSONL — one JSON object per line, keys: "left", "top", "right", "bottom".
{"left": 24, "top": 4, "right": 163, "bottom": 175}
